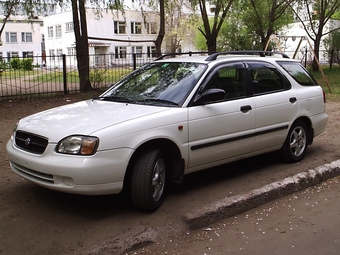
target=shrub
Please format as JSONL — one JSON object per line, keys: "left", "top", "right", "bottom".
{"left": 21, "top": 58, "right": 33, "bottom": 71}
{"left": 10, "top": 58, "right": 21, "bottom": 69}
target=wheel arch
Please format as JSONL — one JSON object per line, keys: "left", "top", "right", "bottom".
{"left": 292, "top": 116, "right": 314, "bottom": 145}
{"left": 123, "top": 138, "right": 184, "bottom": 191}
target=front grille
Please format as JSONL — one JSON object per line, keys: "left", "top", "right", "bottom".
{"left": 15, "top": 131, "right": 48, "bottom": 154}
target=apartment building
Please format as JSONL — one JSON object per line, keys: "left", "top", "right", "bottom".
{"left": 0, "top": 16, "right": 45, "bottom": 63}
{"left": 43, "top": 8, "right": 197, "bottom": 67}
{"left": 0, "top": 2, "right": 55, "bottom": 64}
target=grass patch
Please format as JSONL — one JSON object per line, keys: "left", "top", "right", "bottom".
{"left": 310, "top": 66, "right": 340, "bottom": 102}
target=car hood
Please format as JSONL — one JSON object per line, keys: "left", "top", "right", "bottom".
{"left": 17, "top": 99, "right": 170, "bottom": 142}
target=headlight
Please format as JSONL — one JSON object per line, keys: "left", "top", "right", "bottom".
{"left": 56, "top": 136, "right": 99, "bottom": 155}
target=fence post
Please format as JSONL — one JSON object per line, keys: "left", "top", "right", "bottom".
{"left": 62, "top": 54, "right": 67, "bottom": 94}
{"left": 133, "top": 53, "right": 137, "bottom": 70}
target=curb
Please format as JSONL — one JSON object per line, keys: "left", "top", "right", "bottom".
{"left": 182, "top": 159, "right": 340, "bottom": 230}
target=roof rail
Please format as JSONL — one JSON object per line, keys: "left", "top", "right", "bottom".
{"left": 155, "top": 51, "right": 215, "bottom": 60}
{"left": 205, "top": 51, "right": 290, "bottom": 61}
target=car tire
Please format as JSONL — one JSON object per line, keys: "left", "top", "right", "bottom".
{"left": 280, "top": 120, "right": 308, "bottom": 163}
{"left": 131, "top": 148, "right": 166, "bottom": 211}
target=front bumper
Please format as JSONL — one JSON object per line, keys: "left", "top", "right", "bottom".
{"left": 6, "top": 138, "right": 133, "bottom": 195}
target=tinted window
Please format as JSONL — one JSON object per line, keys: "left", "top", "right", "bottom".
{"left": 247, "top": 62, "right": 286, "bottom": 95}
{"left": 277, "top": 61, "right": 318, "bottom": 86}
{"left": 204, "top": 63, "right": 246, "bottom": 100}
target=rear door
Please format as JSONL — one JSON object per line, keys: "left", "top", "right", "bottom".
{"left": 187, "top": 62, "right": 256, "bottom": 170}
{"left": 246, "top": 61, "right": 299, "bottom": 151}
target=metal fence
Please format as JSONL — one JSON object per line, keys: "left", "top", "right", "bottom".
{"left": 0, "top": 50, "right": 335, "bottom": 100}
{"left": 0, "top": 53, "right": 157, "bottom": 100}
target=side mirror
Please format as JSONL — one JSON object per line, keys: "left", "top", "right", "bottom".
{"left": 192, "top": 88, "right": 225, "bottom": 106}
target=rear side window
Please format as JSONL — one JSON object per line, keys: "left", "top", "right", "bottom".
{"left": 277, "top": 61, "right": 318, "bottom": 86}
{"left": 247, "top": 61, "right": 287, "bottom": 95}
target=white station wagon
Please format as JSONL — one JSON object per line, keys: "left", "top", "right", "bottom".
{"left": 6, "top": 51, "right": 328, "bottom": 211}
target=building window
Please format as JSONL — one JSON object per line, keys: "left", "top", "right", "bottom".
{"left": 5, "top": 32, "right": 17, "bottom": 43}
{"left": 7, "top": 52, "right": 19, "bottom": 61}
{"left": 23, "top": 51, "right": 33, "bottom": 58}
{"left": 48, "top": 26, "right": 54, "bottom": 38}
{"left": 67, "top": 47, "right": 76, "bottom": 55}
{"left": 146, "top": 22, "right": 157, "bottom": 34}
{"left": 49, "top": 49, "right": 55, "bottom": 60}
{"left": 147, "top": 46, "right": 157, "bottom": 58}
{"left": 114, "top": 47, "right": 127, "bottom": 59}
{"left": 113, "top": 21, "right": 126, "bottom": 34}
{"left": 132, "top": 46, "right": 143, "bottom": 58}
{"left": 131, "top": 22, "right": 142, "bottom": 34}
{"left": 65, "top": 22, "right": 74, "bottom": 32}
{"left": 56, "top": 25, "right": 62, "bottom": 38}
{"left": 0, "top": 52, "right": 3, "bottom": 61}
{"left": 21, "top": 32, "right": 33, "bottom": 42}
{"left": 57, "top": 49, "right": 63, "bottom": 60}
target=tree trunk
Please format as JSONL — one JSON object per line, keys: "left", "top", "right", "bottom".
{"left": 206, "top": 35, "right": 217, "bottom": 52}
{"left": 155, "top": 0, "right": 165, "bottom": 56}
{"left": 312, "top": 32, "right": 323, "bottom": 71}
{"left": 72, "top": 0, "right": 92, "bottom": 92}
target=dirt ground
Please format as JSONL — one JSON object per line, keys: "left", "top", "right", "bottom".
{"left": 0, "top": 93, "right": 339, "bottom": 254}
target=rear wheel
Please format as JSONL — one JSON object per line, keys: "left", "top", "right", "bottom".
{"left": 280, "top": 120, "right": 308, "bottom": 163}
{"left": 131, "top": 148, "right": 166, "bottom": 211}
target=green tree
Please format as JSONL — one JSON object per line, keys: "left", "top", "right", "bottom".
{"left": 290, "top": 0, "right": 340, "bottom": 70}
{"left": 190, "top": 0, "right": 235, "bottom": 52}
{"left": 241, "top": 0, "right": 295, "bottom": 50}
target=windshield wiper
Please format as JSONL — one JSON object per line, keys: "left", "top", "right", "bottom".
{"left": 93, "top": 96, "right": 132, "bottom": 103}
{"left": 136, "top": 98, "right": 179, "bottom": 106}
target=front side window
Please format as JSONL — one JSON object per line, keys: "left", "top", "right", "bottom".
{"left": 131, "top": 22, "right": 142, "bottom": 34}
{"left": 248, "top": 61, "right": 287, "bottom": 94}
{"left": 204, "top": 63, "right": 246, "bottom": 100}
{"left": 99, "top": 62, "right": 207, "bottom": 106}
{"left": 6, "top": 32, "right": 17, "bottom": 43}
{"left": 278, "top": 61, "right": 318, "bottom": 86}
{"left": 22, "top": 32, "right": 33, "bottom": 42}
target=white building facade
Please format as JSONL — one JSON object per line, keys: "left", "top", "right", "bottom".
{"left": 43, "top": 9, "right": 197, "bottom": 68}
{"left": 278, "top": 20, "right": 340, "bottom": 63}
{"left": 0, "top": 17, "right": 45, "bottom": 64}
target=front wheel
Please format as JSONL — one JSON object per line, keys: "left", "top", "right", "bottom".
{"left": 131, "top": 148, "right": 166, "bottom": 211}
{"left": 280, "top": 121, "right": 308, "bottom": 163}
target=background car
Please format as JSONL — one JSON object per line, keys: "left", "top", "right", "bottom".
{"left": 6, "top": 51, "right": 328, "bottom": 211}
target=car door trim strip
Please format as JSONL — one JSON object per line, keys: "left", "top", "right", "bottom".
{"left": 191, "top": 125, "right": 289, "bottom": 151}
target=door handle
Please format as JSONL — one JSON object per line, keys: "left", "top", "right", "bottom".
{"left": 289, "top": 97, "right": 297, "bottom": 103}
{"left": 240, "top": 105, "right": 252, "bottom": 112}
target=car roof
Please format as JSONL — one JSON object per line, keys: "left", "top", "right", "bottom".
{"left": 154, "top": 51, "right": 298, "bottom": 65}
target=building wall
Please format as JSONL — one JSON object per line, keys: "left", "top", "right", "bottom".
{"left": 43, "top": 8, "right": 198, "bottom": 67}
{"left": 0, "top": 18, "right": 44, "bottom": 64}
{"left": 279, "top": 19, "right": 340, "bottom": 63}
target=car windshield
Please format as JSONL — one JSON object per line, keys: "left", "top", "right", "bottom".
{"left": 98, "top": 62, "right": 207, "bottom": 106}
